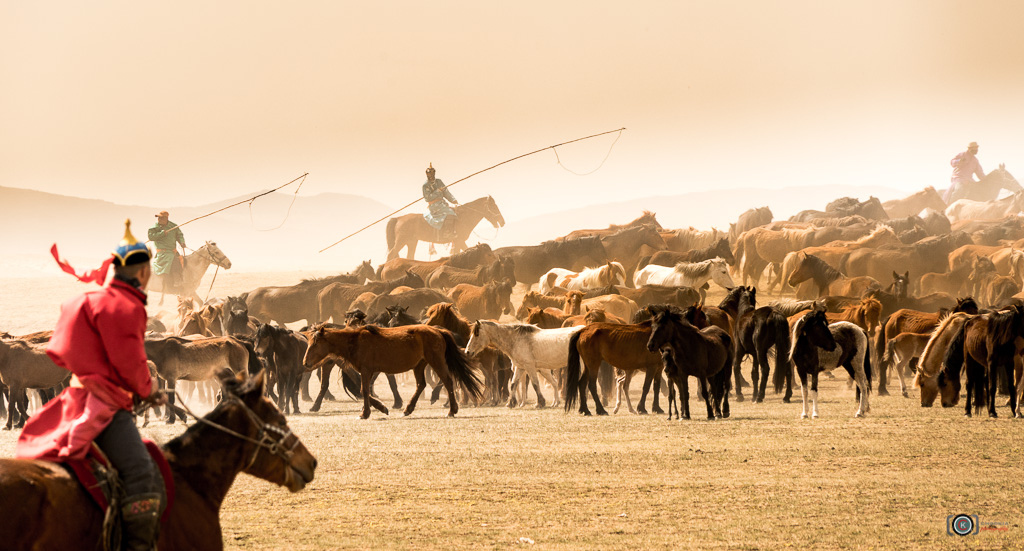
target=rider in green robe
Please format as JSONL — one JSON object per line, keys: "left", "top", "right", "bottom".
{"left": 148, "top": 211, "right": 186, "bottom": 285}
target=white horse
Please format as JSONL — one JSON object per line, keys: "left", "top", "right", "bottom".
{"left": 633, "top": 257, "right": 735, "bottom": 290}
{"left": 465, "top": 320, "right": 584, "bottom": 408}
{"left": 945, "top": 191, "right": 1024, "bottom": 222}
{"left": 537, "top": 262, "right": 626, "bottom": 294}
{"left": 150, "top": 241, "right": 233, "bottom": 305}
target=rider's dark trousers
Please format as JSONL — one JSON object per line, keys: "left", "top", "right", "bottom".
{"left": 94, "top": 410, "right": 165, "bottom": 503}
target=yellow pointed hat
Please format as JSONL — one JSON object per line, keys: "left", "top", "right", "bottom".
{"left": 112, "top": 219, "right": 151, "bottom": 266}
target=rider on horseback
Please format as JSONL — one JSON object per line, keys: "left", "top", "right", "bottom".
{"left": 148, "top": 210, "right": 186, "bottom": 290}
{"left": 944, "top": 141, "right": 986, "bottom": 203}
{"left": 17, "top": 220, "right": 168, "bottom": 551}
{"left": 422, "top": 163, "right": 460, "bottom": 242}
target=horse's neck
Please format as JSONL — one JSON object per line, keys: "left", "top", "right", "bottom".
{"left": 185, "top": 248, "right": 213, "bottom": 281}
{"left": 162, "top": 417, "right": 247, "bottom": 513}
{"left": 486, "top": 324, "right": 520, "bottom": 353}
{"left": 455, "top": 200, "right": 487, "bottom": 228}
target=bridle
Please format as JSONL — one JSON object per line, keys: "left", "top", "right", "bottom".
{"left": 169, "top": 391, "right": 300, "bottom": 469}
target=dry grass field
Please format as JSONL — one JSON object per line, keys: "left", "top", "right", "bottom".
{"left": 2, "top": 272, "right": 1023, "bottom": 549}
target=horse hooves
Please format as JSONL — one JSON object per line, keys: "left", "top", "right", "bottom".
{"left": 534, "top": 403, "right": 546, "bottom": 410}
{"left": 636, "top": 409, "right": 648, "bottom": 415}
{"left": 597, "top": 410, "right": 609, "bottom": 416}
{"left": 877, "top": 388, "right": 890, "bottom": 396}
{"left": 902, "top": 391, "right": 910, "bottom": 398}
{"left": 393, "top": 402, "right": 403, "bottom": 410}
{"left": 734, "top": 394, "right": 745, "bottom": 402}
{"left": 782, "top": 397, "right": 792, "bottom": 403}
{"left": 652, "top": 407, "right": 664, "bottom": 414}
{"left": 964, "top": 412, "right": 972, "bottom": 418}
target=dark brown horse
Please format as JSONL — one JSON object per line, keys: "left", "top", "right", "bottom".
{"left": 302, "top": 324, "right": 482, "bottom": 418}
{"left": 718, "top": 286, "right": 792, "bottom": 403}
{"left": 254, "top": 323, "right": 308, "bottom": 415}
{"left": 0, "top": 370, "right": 316, "bottom": 551}
{"left": 647, "top": 308, "right": 732, "bottom": 420}
{"left": 941, "top": 305, "right": 1024, "bottom": 418}
{"left": 422, "top": 303, "right": 509, "bottom": 406}
{"left": 386, "top": 196, "right": 505, "bottom": 260}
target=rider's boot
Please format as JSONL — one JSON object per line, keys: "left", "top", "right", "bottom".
{"left": 120, "top": 492, "right": 162, "bottom": 551}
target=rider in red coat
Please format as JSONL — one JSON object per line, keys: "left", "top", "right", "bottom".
{"left": 17, "top": 220, "right": 167, "bottom": 551}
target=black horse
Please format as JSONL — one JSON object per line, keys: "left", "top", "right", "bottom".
{"left": 719, "top": 286, "right": 792, "bottom": 402}
{"left": 647, "top": 306, "right": 732, "bottom": 420}
{"left": 253, "top": 323, "right": 308, "bottom": 415}
{"left": 942, "top": 305, "right": 1024, "bottom": 418}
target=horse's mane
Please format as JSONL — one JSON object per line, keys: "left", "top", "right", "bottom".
{"left": 509, "top": 323, "right": 541, "bottom": 335}
{"left": 672, "top": 258, "right": 721, "bottom": 277}
{"left": 446, "top": 243, "right": 492, "bottom": 263}
{"left": 854, "top": 225, "right": 896, "bottom": 245}
{"left": 915, "top": 312, "right": 971, "bottom": 382}
{"left": 801, "top": 254, "right": 844, "bottom": 282}
{"left": 986, "top": 308, "right": 1020, "bottom": 345}
{"left": 788, "top": 313, "right": 809, "bottom": 365}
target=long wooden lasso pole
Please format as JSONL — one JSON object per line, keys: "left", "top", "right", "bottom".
{"left": 318, "top": 128, "right": 625, "bottom": 253}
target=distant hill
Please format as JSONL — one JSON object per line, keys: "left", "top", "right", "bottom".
{"left": 0, "top": 186, "right": 397, "bottom": 277}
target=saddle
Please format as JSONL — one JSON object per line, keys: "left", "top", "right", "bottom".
{"left": 64, "top": 439, "right": 175, "bottom": 521}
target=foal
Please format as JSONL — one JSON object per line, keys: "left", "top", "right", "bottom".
{"left": 646, "top": 309, "right": 732, "bottom": 420}
{"left": 789, "top": 308, "right": 872, "bottom": 418}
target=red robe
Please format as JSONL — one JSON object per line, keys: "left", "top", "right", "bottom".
{"left": 16, "top": 279, "right": 153, "bottom": 461}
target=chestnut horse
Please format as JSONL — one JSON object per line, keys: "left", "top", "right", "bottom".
{"left": 564, "top": 321, "right": 664, "bottom": 416}
{"left": 302, "top": 324, "right": 482, "bottom": 419}
{"left": 386, "top": 196, "right": 505, "bottom": 260}
{"left": 0, "top": 370, "right": 317, "bottom": 551}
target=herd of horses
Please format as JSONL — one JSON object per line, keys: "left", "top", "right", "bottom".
{"left": 5, "top": 175, "right": 1024, "bottom": 547}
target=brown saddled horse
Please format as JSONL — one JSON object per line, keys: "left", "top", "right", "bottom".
{"left": 386, "top": 196, "right": 505, "bottom": 260}
{"left": 0, "top": 370, "right": 316, "bottom": 551}
{"left": 302, "top": 324, "right": 483, "bottom": 419}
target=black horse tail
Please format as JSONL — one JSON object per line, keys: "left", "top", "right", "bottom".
{"left": 340, "top": 365, "right": 363, "bottom": 399}
{"left": 942, "top": 322, "right": 968, "bottom": 388}
{"left": 771, "top": 313, "right": 792, "bottom": 394}
{"left": 385, "top": 217, "right": 398, "bottom": 254}
{"left": 863, "top": 339, "right": 873, "bottom": 393}
{"left": 441, "top": 329, "right": 483, "bottom": 400}
{"left": 564, "top": 330, "right": 584, "bottom": 412}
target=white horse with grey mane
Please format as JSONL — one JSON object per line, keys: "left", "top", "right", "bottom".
{"left": 465, "top": 320, "right": 584, "bottom": 408}
{"left": 632, "top": 257, "right": 735, "bottom": 290}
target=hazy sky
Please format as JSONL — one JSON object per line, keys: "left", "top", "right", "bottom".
{"left": 3, "top": 1, "right": 1024, "bottom": 224}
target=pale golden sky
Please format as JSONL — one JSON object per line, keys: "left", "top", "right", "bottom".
{"left": 3, "top": 1, "right": 1024, "bottom": 221}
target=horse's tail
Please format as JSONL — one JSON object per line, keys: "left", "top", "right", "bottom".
{"left": 873, "top": 318, "right": 887, "bottom": 378}
{"left": 863, "top": 337, "right": 873, "bottom": 392}
{"left": 881, "top": 336, "right": 895, "bottom": 376}
{"left": 386, "top": 217, "right": 398, "bottom": 253}
{"left": 340, "top": 365, "right": 363, "bottom": 399}
{"left": 771, "top": 313, "right": 792, "bottom": 394}
{"left": 441, "top": 329, "right": 483, "bottom": 400}
{"left": 564, "top": 330, "right": 584, "bottom": 412}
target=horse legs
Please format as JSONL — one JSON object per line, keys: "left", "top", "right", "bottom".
{"left": 403, "top": 362, "right": 430, "bottom": 416}
{"left": 587, "top": 367, "right": 608, "bottom": 416}
{"left": 300, "top": 371, "right": 314, "bottom": 402}
{"left": 666, "top": 379, "right": 677, "bottom": 420}
{"left": 732, "top": 348, "right": 746, "bottom": 402}
{"left": 506, "top": 364, "right": 523, "bottom": 408}
{"left": 530, "top": 369, "right": 548, "bottom": 409}
{"left": 799, "top": 371, "right": 810, "bottom": 419}
{"left": 810, "top": 371, "right": 820, "bottom": 419}
{"left": 387, "top": 374, "right": 404, "bottom": 409}
{"left": 755, "top": 347, "right": 771, "bottom": 403}
{"left": 360, "top": 370, "right": 390, "bottom": 419}
{"left": 310, "top": 362, "right": 336, "bottom": 413}
{"left": 679, "top": 375, "right": 690, "bottom": 420}
{"left": 613, "top": 369, "right": 635, "bottom": 414}
{"left": 850, "top": 362, "right": 870, "bottom": 418}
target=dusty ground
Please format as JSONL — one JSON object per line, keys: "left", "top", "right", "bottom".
{"left": 2, "top": 272, "right": 1023, "bottom": 549}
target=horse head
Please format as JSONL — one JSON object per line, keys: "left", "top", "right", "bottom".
{"left": 215, "top": 369, "right": 316, "bottom": 492}
{"left": 710, "top": 258, "right": 736, "bottom": 289}
{"left": 483, "top": 196, "right": 505, "bottom": 228}
{"left": 803, "top": 309, "right": 837, "bottom": 352}
{"left": 355, "top": 260, "right": 376, "bottom": 283}
{"left": 200, "top": 241, "right": 232, "bottom": 269}
{"left": 646, "top": 309, "right": 682, "bottom": 353}
{"left": 889, "top": 271, "right": 910, "bottom": 299}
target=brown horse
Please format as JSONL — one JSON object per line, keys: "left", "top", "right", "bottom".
{"left": 0, "top": 339, "right": 70, "bottom": 430}
{"left": 378, "top": 243, "right": 498, "bottom": 282}
{"left": 302, "top": 324, "right": 483, "bottom": 419}
{"left": 495, "top": 237, "right": 608, "bottom": 286}
{"left": 385, "top": 196, "right": 505, "bottom": 260}
{"left": 600, "top": 225, "right": 667, "bottom": 281}
{"left": 873, "top": 297, "right": 980, "bottom": 397}
{"left": 560, "top": 211, "right": 662, "bottom": 240}
{"left": 422, "top": 303, "right": 509, "bottom": 407}
{"left": 145, "top": 336, "right": 251, "bottom": 424}
{"left": 246, "top": 271, "right": 372, "bottom": 327}
{"left": 448, "top": 281, "right": 514, "bottom": 321}
{"left": 0, "top": 370, "right": 317, "bottom": 551}
{"left": 786, "top": 252, "right": 880, "bottom": 299}
{"left": 564, "top": 321, "right": 663, "bottom": 416}
{"left": 882, "top": 187, "right": 947, "bottom": 218}
{"left": 844, "top": 232, "right": 974, "bottom": 285}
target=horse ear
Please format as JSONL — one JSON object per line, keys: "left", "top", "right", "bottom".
{"left": 216, "top": 368, "right": 242, "bottom": 394}
{"left": 892, "top": 271, "right": 899, "bottom": 280}
{"left": 904, "top": 271, "right": 909, "bottom": 280}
